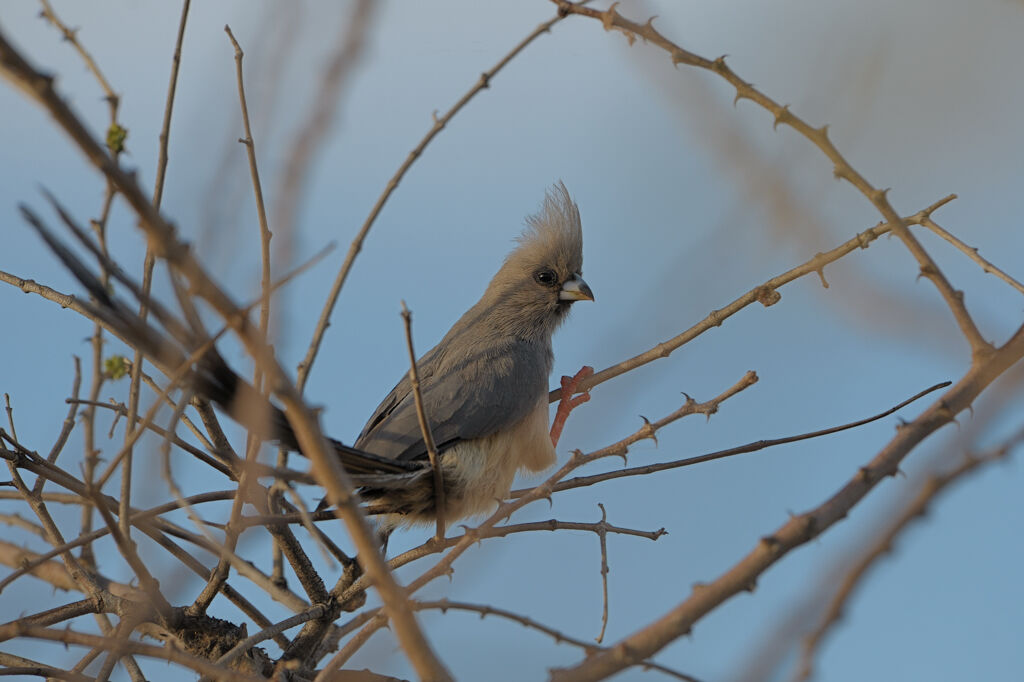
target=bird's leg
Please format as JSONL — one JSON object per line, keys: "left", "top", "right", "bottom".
{"left": 550, "top": 365, "right": 594, "bottom": 447}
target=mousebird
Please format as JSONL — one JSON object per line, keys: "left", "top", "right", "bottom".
{"left": 355, "top": 182, "right": 593, "bottom": 533}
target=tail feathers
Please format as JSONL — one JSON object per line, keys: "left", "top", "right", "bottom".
{"left": 22, "top": 202, "right": 422, "bottom": 476}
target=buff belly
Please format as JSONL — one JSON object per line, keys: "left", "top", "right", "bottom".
{"left": 370, "top": 397, "right": 556, "bottom": 531}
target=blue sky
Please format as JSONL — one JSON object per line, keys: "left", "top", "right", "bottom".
{"left": 2, "top": 1, "right": 1023, "bottom": 680}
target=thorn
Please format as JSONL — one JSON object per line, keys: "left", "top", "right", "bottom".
{"left": 871, "top": 187, "right": 891, "bottom": 203}
{"left": 602, "top": 3, "right": 621, "bottom": 34}
{"left": 773, "top": 105, "right": 792, "bottom": 130}
{"left": 670, "top": 50, "right": 690, "bottom": 68}
{"left": 755, "top": 285, "right": 781, "bottom": 306}
{"left": 814, "top": 263, "right": 829, "bottom": 289}
{"left": 918, "top": 263, "right": 939, "bottom": 281}
{"left": 637, "top": 416, "right": 657, "bottom": 446}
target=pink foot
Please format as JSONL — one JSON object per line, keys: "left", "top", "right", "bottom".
{"left": 550, "top": 365, "right": 594, "bottom": 447}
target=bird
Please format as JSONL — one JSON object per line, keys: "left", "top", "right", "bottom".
{"left": 23, "top": 182, "right": 593, "bottom": 536}
{"left": 354, "top": 182, "right": 594, "bottom": 533}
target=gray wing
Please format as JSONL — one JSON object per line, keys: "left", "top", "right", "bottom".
{"left": 355, "top": 338, "right": 551, "bottom": 462}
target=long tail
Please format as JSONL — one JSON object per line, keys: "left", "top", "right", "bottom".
{"left": 21, "top": 201, "right": 423, "bottom": 480}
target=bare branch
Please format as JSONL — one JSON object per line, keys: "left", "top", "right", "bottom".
{"left": 401, "top": 301, "right": 446, "bottom": 541}
{"left": 919, "top": 216, "right": 1024, "bottom": 297}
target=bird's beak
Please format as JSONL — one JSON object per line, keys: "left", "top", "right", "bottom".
{"left": 559, "top": 275, "right": 594, "bottom": 302}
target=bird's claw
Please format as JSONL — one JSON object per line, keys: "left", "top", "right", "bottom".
{"left": 551, "top": 365, "right": 594, "bottom": 447}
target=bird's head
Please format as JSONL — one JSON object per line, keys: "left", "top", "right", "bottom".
{"left": 484, "top": 182, "right": 594, "bottom": 339}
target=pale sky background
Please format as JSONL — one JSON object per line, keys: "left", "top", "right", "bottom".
{"left": 1, "top": 1, "right": 1023, "bottom": 681}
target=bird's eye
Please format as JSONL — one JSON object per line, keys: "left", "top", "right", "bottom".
{"left": 534, "top": 269, "right": 557, "bottom": 286}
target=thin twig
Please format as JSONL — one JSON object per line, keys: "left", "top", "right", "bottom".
{"left": 41, "top": 357, "right": 83, "bottom": 468}
{"left": 137, "top": 370, "right": 214, "bottom": 451}
{"left": 38, "top": 0, "right": 119, "bottom": 119}
{"left": 122, "top": 0, "right": 191, "bottom": 543}
{"left": 87, "top": 485, "right": 174, "bottom": 620}
{"left": 594, "top": 503, "right": 611, "bottom": 644}
{"left": 224, "top": 25, "right": 273, "bottom": 348}
{"left": 919, "top": 216, "right": 1024, "bottom": 296}
{"left": 401, "top": 301, "right": 446, "bottom": 541}
{"left": 3, "top": 394, "right": 16, "bottom": 441}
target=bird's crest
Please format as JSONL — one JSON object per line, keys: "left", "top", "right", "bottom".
{"left": 509, "top": 181, "right": 583, "bottom": 274}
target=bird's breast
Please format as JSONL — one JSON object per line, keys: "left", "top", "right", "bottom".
{"left": 439, "top": 397, "right": 555, "bottom": 521}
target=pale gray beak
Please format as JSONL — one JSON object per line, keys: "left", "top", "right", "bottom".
{"left": 559, "top": 274, "right": 594, "bottom": 302}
